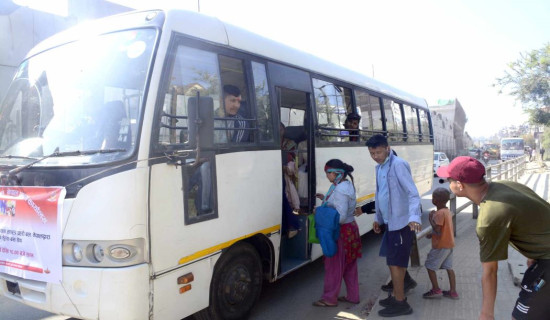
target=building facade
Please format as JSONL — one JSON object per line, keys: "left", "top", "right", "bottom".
{"left": 429, "top": 99, "right": 468, "bottom": 159}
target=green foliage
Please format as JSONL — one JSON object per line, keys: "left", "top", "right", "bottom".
{"left": 529, "top": 108, "right": 550, "bottom": 125}
{"left": 495, "top": 43, "right": 550, "bottom": 123}
{"left": 521, "top": 133, "right": 534, "bottom": 148}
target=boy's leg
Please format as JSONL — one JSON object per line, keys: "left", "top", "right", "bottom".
{"left": 427, "top": 268, "right": 440, "bottom": 290}
{"left": 446, "top": 269, "right": 457, "bottom": 293}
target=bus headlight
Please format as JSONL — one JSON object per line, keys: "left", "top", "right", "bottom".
{"left": 91, "top": 244, "right": 105, "bottom": 262}
{"left": 72, "top": 243, "right": 83, "bottom": 262}
{"left": 62, "top": 238, "right": 146, "bottom": 267}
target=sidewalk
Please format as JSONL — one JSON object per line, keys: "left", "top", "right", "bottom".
{"left": 367, "top": 160, "right": 548, "bottom": 320}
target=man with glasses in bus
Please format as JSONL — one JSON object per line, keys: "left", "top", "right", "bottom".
{"left": 366, "top": 134, "right": 422, "bottom": 317}
{"left": 214, "top": 84, "right": 249, "bottom": 143}
{"left": 437, "top": 156, "right": 550, "bottom": 320}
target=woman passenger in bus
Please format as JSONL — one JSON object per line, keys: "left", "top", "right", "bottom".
{"left": 280, "top": 123, "right": 300, "bottom": 237}
{"left": 313, "top": 159, "right": 362, "bottom": 307}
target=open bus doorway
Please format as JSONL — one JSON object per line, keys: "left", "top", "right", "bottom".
{"left": 277, "top": 87, "right": 314, "bottom": 276}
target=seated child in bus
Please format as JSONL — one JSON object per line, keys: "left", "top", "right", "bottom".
{"left": 423, "top": 187, "right": 459, "bottom": 300}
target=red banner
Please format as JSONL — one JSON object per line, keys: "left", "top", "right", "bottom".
{"left": 0, "top": 187, "right": 65, "bottom": 283}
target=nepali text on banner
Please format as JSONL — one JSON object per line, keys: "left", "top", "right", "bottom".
{"left": 0, "top": 187, "right": 65, "bottom": 283}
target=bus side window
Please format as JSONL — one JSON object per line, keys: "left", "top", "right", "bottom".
{"left": 158, "top": 46, "right": 220, "bottom": 147}
{"left": 251, "top": 61, "right": 274, "bottom": 143}
{"left": 404, "top": 105, "right": 420, "bottom": 142}
{"left": 356, "top": 89, "right": 384, "bottom": 141}
{"left": 313, "top": 78, "right": 353, "bottom": 142}
{"left": 419, "top": 109, "right": 431, "bottom": 142}
{"left": 216, "top": 55, "right": 253, "bottom": 144}
{"left": 382, "top": 98, "right": 405, "bottom": 142}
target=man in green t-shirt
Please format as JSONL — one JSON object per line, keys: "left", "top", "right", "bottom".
{"left": 437, "top": 156, "right": 550, "bottom": 320}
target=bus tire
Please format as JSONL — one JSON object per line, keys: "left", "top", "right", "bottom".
{"left": 195, "top": 242, "right": 262, "bottom": 320}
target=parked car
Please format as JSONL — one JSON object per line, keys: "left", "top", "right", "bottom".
{"left": 434, "top": 152, "right": 450, "bottom": 176}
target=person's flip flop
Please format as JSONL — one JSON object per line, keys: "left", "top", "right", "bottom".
{"left": 337, "top": 296, "right": 359, "bottom": 304}
{"left": 312, "top": 299, "right": 337, "bottom": 307}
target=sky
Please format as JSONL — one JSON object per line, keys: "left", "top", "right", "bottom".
{"left": 35, "top": 0, "right": 550, "bottom": 138}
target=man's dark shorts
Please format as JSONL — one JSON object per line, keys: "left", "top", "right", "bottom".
{"left": 512, "top": 259, "right": 550, "bottom": 320}
{"left": 383, "top": 225, "right": 414, "bottom": 268}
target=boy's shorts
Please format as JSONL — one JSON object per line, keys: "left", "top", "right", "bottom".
{"left": 385, "top": 225, "right": 414, "bottom": 268}
{"left": 512, "top": 259, "right": 550, "bottom": 320}
{"left": 425, "top": 248, "right": 453, "bottom": 271}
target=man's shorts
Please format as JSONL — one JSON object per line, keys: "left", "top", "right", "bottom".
{"left": 385, "top": 225, "right": 414, "bottom": 268}
{"left": 512, "top": 259, "right": 550, "bottom": 320}
{"left": 425, "top": 248, "right": 453, "bottom": 271}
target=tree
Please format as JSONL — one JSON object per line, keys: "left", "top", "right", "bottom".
{"left": 494, "top": 43, "right": 550, "bottom": 125}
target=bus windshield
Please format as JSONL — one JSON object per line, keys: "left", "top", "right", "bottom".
{"left": 501, "top": 139, "right": 524, "bottom": 150}
{"left": 0, "top": 28, "right": 156, "bottom": 166}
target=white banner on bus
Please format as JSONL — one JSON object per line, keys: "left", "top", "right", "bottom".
{"left": 0, "top": 186, "right": 65, "bottom": 283}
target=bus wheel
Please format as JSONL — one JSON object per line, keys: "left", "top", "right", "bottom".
{"left": 195, "top": 242, "right": 262, "bottom": 320}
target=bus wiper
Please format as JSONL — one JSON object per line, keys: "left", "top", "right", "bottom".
{"left": 8, "top": 148, "right": 127, "bottom": 175}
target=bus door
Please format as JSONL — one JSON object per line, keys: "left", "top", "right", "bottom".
{"left": 268, "top": 62, "right": 316, "bottom": 276}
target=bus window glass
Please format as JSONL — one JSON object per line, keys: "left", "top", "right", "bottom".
{"left": 419, "top": 109, "right": 431, "bottom": 142}
{"left": 159, "top": 46, "right": 220, "bottom": 146}
{"left": 382, "top": 99, "right": 404, "bottom": 142}
{"left": 356, "top": 89, "right": 383, "bottom": 141}
{"left": 404, "top": 105, "right": 420, "bottom": 142}
{"left": 252, "top": 61, "right": 273, "bottom": 142}
{"left": 313, "top": 78, "right": 353, "bottom": 142}
{"left": 0, "top": 29, "right": 154, "bottom": 166}
{"left": 216, "top": 55, "right": 252, "bottom": 144}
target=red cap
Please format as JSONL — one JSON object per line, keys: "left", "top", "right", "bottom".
{"left": 436, "top": 156, "right": 486, "bottom": 183}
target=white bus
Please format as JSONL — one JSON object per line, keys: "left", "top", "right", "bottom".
{"left": 500, "top": 137, "right": 525, "bottom": 161}
{"left": 0, "top": 9, "right": 433, "bottom": 320}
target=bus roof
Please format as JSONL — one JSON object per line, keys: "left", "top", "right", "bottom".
{"left": 27, "top": 8, "right": 427, "bottom": 109}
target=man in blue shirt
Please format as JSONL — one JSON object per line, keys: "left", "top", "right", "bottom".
{"left": 366, "top": 134, "right": 422, "bottom": 317}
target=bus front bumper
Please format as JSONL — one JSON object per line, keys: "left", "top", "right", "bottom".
{"left": 0, "top": 263, "right": 149, "bottom": 320}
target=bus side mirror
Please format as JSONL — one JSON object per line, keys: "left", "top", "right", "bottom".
{"left": 188, "top": 96, "right": 214, "bottom": 150}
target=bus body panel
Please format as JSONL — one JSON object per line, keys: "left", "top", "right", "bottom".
{"left": 0, "top": 264, "right": 149, "bottom": 320}
{"left": 152, "top": 255, "right": 219, "bottom": 320}
{"left": 149, "top": 150, "right": 281, "bottom": 274}
{"left": 63, "top": 169, "right": 149, "bottom": 240}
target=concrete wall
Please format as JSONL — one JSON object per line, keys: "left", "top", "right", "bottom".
{"left": 0, "top": 0, "right": 131, "bottom": 102}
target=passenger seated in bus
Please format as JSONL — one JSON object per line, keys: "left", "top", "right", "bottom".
{"left": 214, "top": 85, "right": 249, "bottom": 143}
{"left": 343, "top": 113, "right": 361, "bottom": 142}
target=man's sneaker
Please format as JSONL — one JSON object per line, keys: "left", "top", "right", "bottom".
{"left": 379, "top": 294, "right": 397, "bottom": 307}
{"left": 378, "top": 298, "right": 413, "bottom": 317}
{"left": 381, "top": 277, "right": 418, "bottom": 293}
{"left": 422, "top": 288, "right": 443, "bottom": 299}
{"left": 442, "top": 290, "right": 460, "bottom": 300}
